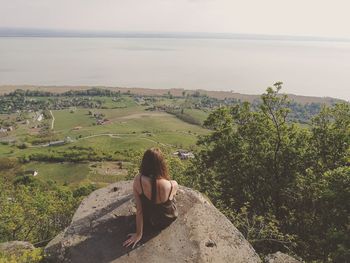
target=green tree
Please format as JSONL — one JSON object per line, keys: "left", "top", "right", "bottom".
{"left": 185, "top": 83, "right": 350, "bottom": 261}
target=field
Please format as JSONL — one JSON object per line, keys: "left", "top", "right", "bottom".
{"left": 23, "top": 161, "right": 127, "bottom": 187}
{"left": 0, "top": 94, "right": 209, "bottom": 187}
{"left": 53, "top": 108, "right": 205, "bottom": 147}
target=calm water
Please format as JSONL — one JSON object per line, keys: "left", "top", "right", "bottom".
{"left": 0, "top": 37, "right": 349, "bottom": 100}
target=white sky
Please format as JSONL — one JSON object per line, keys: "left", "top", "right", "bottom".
{"left": 1, "top": 0, "right": 350, "bottom": 38}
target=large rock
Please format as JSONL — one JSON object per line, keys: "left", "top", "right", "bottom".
{"left": 264, "top": 252, "right": 302, "bottom": 263}
{"left": 45, "top": 181, "right": 261, "bottom": 263}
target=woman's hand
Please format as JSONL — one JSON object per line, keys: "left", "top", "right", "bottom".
{"left": 123, "top": 233, "right": 142, "bottom": 249}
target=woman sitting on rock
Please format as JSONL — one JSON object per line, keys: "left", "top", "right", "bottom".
{"left": 123, "top": 148, "right": 178, "bottom": 248}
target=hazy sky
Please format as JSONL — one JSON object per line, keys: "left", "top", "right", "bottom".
{"left": 1, "top": 0, "right": 350, "bottom": 38}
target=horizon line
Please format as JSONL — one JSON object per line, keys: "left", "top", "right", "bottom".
{"left": 1, "top": 27, "right": 350, "bottom": 43}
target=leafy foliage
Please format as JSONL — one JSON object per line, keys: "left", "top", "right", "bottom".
{"left": 0, "top": 248, "right": 43, "bottom": 263}
{"left": 185, "top": 83, "right": 349, "bottom": 261}
{"left": 0, "top": 160, "right": 97, "bottom": 249}
{"left": 0, "top": 181, "right": 77, "bottom": 244}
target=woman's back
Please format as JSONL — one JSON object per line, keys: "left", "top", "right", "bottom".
{"left": 136, "top": 175, "right": 177, "bottom": 203}
{"left": 136, "top": 175, "right": 178, "bottom": 230}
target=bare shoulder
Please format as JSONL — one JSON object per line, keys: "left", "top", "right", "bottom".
{"left": 158, "top": 178, "right": 177, "bottom": 189}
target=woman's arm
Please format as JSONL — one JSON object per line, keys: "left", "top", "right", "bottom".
{"left": 134, "top": 180, "right": 144, "bottom": 238}
{"left": 123, "top": 176, "right": 143, "bottom": 248}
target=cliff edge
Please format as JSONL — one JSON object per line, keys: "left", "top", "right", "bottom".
{"left": 45, "top": 181, "right": 261, "bottom": 263}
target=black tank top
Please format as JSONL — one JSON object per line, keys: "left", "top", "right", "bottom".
{"left": 139, "top": 175, "right": 178, "bottom": 230}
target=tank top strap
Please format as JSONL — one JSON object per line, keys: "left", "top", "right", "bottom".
{"left": 140, "top": 175, "right": 144, "bottom": 194}
{"left": 167, "top": 180, "right": 173, "bottom": 200}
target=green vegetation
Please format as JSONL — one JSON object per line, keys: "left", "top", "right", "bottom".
{"left": 182, "top": 109, "right": 209, "bottom": 124}
{"left": 0, "top": 86, "right": 348, "bottom": 262}
{"left": 0, "top": 89, "right": 209, "bottom": 186}
{"left": 23, "top": 162, "right": 90, "bottom": 185}
{"left": 0, "top": 158, "right": 98, "bottom": 260}
{"left": 182, "top": 83, "right": 349, "bottom": 262}
{"left": 0, "top": 248, "right": 43, "bottom": 263}
{"left": 52, "top": 109, "right": 95, "bottom": 131}
{"left": 166, "top": 108, "right": 208, "bottom": 126}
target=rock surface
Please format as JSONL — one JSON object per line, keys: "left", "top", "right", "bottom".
{"left": 0, "top": 241, "right": 35, "bottom": 255}
{"left": 265, "top": 252, "right": 302, "bottom": 263}
{"left": 45, "top": 181, "right": 261, "bottom": 263}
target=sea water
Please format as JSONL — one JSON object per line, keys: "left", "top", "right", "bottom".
{"left": 0, "top": 37, "right": 349, "bottom": 100}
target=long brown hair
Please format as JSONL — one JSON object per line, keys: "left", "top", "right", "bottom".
{"left": 140, "top": 148, "right": 169, "bottom": 203}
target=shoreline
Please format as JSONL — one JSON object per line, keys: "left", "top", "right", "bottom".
{"left": 0, "top": 85, "right": 343, "bottom": 105}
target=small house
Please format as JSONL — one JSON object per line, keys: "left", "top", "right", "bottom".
{"left": 24, "top": 170, "right": 38, "bottom": 177}
{"left": 37, "top": 114, "right": 44, "bottom": 122}
{"left": 173, "top": 150, "right": 195, "bottom": 160}
{"left": 135, "top": 97, "right": 145, "bottom": 104}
